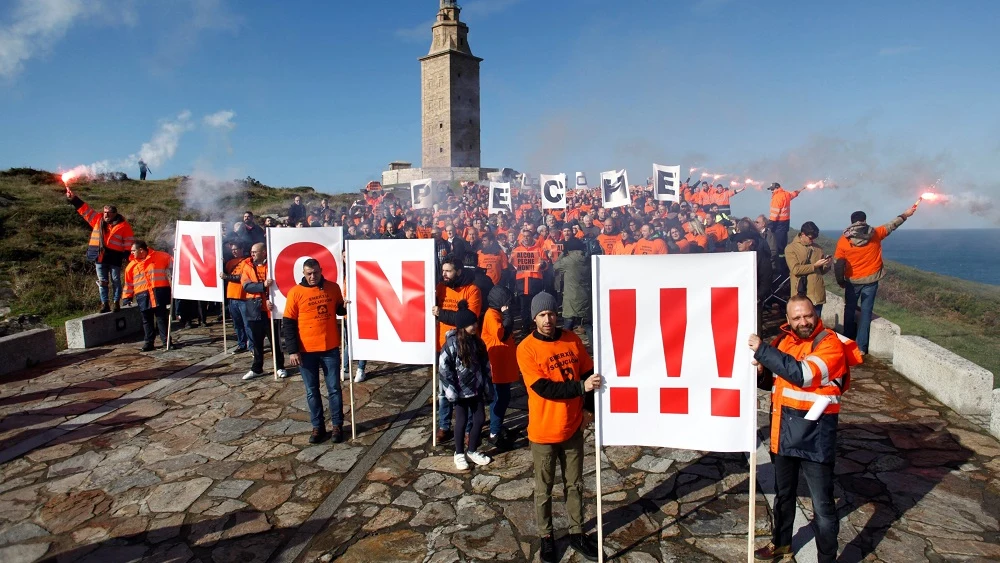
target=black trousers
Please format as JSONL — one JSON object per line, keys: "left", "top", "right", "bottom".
{"left": 141, "top": 306, "right": 169, "bottom": 346}
{"left": 771, "top": 453, "right": 838, "bottom": 562}
{"left": 248, "top": 318, "right": 284, "bottom": 373}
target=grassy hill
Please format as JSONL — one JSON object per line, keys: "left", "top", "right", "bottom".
{"left": 0, "top": 168, "right": 355, "bottom": 347}
{"left": 2, "top": 167, "right": 998, "bottom": 383}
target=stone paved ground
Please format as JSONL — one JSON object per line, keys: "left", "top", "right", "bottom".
{"left": 0, "top": 323, "right": 999, "bottom": 562}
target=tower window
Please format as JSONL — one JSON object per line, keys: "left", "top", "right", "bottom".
{"left": 459, "top": 39, "right": 464, "bottom": 46}
{"left": 440, "top": 148, "right": 443, "bottom": 153}
{"left": 457, "top": 72, "right": 462, "bottom": 78}
{"left": 439, "top": 123, "right": 443, "bottom": 129}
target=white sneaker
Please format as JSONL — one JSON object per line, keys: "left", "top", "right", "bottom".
{"left": 454, "top": 453, "right": 470, "bottom": 470}
{"left": 354, "top": 367, "right": 366, "bottom": 383}
{"left": 242, "top": 370, "right": 264, "bottom": 380}
{"left": 466, "top": 450, "right": 491, "bottom": 466}
{"left": 276, "top": 369, "right": 289, "bottom": 379}
{"left": 341, "top": 370, "right": 350, "bottom": 382}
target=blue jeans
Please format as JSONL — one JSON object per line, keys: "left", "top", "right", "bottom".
{"left": 95, "top": 263, "right": 122, "bottom": 305}
{"left": 772, "top": 453, "right": 838, "bottom": 562}
{"left": 439, "top": 394, "right": 453, "bottom": 431}
{"left": 299, "top": 348, "right": 343, "bottom": 428}
{"left": 340, "top": 329, "right": 366, "bottom": 372}
{"left": 228, "top": 299, "right": 251, "bottom": 349}
{"left": 844, "top": 281, "right": 878, "bottom": 353}
{"left": 489, "top": 382, "right": 511, "bottom": 437}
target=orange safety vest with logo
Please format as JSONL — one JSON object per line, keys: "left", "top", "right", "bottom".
{"left": 761, "top": 322, "right": 862, "bottom": 463}
{"left": 511, "top": 245, "right": 546, "bottom": 294}
{"left": 477, "top": 250, "right": 509, "bottom": 285}
{"left": 122, "top": 249, "right": 172, "bottom": 310}
{"left": 769, "top": 187, "right": 798, "bottom": 222}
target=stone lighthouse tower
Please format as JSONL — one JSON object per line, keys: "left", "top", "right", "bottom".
{"left": 420, "top": 0, "right": 482, "bottom": 169}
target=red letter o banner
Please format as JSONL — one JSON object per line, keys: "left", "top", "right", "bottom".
{"left": 274, "top": 242, "right": 339, "bottom": 296}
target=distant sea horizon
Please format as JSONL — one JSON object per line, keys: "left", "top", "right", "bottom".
{"left": 820, "top": 228, "right": 1000, "bottom": 287}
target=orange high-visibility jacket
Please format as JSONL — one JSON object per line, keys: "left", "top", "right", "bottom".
{"left": 72, "top": 197, "right": 134, "bottom": 264}
{"left": 755, "top": 322, "right": 862, "bottom": 463}
{"left": 123, "top": 249, "right": 172, "bottom": 310}
{"left": 769, "top": 188, "right": 798, "bottom": 222}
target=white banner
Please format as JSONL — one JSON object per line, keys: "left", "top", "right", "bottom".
{"left": 172, "top": 221, "right": 223, "bottom": 302}
{"left": 540, "top": 173, "right": 567, "bottom": 209}
{"left": 600, "top": 169, "right": 630, "bottom": 208}
{"left": 410, "top": 178, "right": 433, "bottom": 210}
{"left": 267, "top": 227, "right": 344, "bottom": 320}
{"left": 347, "top": 239, "right": 436, "bottom": 364}
{"left": 653, "top": 164, "right": 681, "bottom": 203}
{"left": 594, "top": 252, "right": 757, "bottom": 452}
{"left": 488, "top": 182, "right": 512, "bottom": 215}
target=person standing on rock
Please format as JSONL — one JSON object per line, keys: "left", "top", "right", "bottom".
{"left": 282, "top": 259, "right": 349, "bottom": 444}
{"left": 516, "top": 292, "right": 601, "bottom": 563}
{"left": 834, "top": 204, "right": 917, "bottom": 355}
{"left": 438, "top": 301, "right": 493, "bottom": 470}
{"left": 66, "top": 188, "right": 135, "bottom": 313}
{"left": 748, "top": 296, "right": 862, "bottom": 562}
{"left": 122, "top": 240, "right": 173, "bottom": 351}
{"left": 240, "top": 242, "right": 286, "bottom": 380}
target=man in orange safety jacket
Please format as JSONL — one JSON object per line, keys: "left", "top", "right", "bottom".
{"left": 67, "top": 188, "right": 135, "bottom": 313}
{"left": 122, "top": 240, "right": 173, "bottom": 351}
{"left": 748, "top": 296, "right": 862, "bottom": 562}
{"left": 767, "top": 182, "right": 800, "bottom": 259}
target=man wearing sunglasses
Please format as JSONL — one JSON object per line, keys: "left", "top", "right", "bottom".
{"left": 786, "top": 221, "right": 831, "bottom": 318}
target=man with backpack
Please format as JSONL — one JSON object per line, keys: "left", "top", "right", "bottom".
{"left": 748, "top": 296, "right": 863, "bottom": 563}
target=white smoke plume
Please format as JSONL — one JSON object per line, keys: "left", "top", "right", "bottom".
{"left": 179, "top": 170, "right": 246, "bottom": 220}
{"left": 203, "top": 109, "right": 236, "bottom": 130}
{"left": 60, "top": 109, "right": 233, "bottom": 181}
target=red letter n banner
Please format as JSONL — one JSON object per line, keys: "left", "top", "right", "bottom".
{"left": 347, "top": 239, "right": 435, "bottom": 365}
{"left": 593, "top": 252, "right": 757, "bottom": 453}
{"left": 267, "top": 227, "right": 344, "bottom": 320}
{"left": 172, "top": 221, "right": 223, "bottom": 302}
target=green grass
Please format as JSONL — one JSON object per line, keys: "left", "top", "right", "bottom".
{"left": 813, "top": 233, "right": 1000, "bottom": 386}
{"left": 0, "top": 168, "right": 355, "bottom": 348}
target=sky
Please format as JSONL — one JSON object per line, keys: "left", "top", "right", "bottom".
{"left": 2, "top": 0, "right": 999, "bottom": 228}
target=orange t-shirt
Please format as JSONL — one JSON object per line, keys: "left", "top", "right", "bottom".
{"left": 634, "top": 237, "right": 667, "bottom": 255}
{"left": 283, "top": 280, "right": 344, "bottom": 353}
{"left": 225, "top": 257, "right": 248, "bottom": 299}
{"left": 517, "top": 330, "right": 594, "bottom": 444}
{"left": 416, "top": 226, "right": 433, "bottom": 239}
{"left": 436, "top": 282, "right": 482, "bottom": 351}
{"left": 481, "top": 308, "right": 519, "bottom": 384}
{"left": 477, "top": 251, "right": 509, "bottom": 285}
{"left": 612, "top": 240, "right": 635, "bottom": 255}
{"left": 705, "top": 223, "right": 729, "bottom": 243}
{"left": 596, "top": 234, "right": 619, "bottom": 256}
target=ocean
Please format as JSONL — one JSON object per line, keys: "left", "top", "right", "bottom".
{"left": 821, "top": 229, "right": 1000, "bottom": 287}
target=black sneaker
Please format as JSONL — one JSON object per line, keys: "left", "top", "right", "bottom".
{"left": 331, "top": 426, "right": 344, "bottom": 444}
{"left": 140, "top": 343, "right": 155, "bottom": 352}
{"left": 569, "top": 533, "right": 599, "bottom": 561}
{"left": 309, "top": 427, "right": 330, "bottom": 444}
{"left": 539, "top": 535, "right": 557, "bottom": 563}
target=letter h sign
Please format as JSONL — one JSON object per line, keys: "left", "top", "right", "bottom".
{"left": 595, "top": 253, "right": 756, "bottom": 453}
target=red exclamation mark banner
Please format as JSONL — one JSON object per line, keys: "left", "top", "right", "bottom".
{"left": 608, "top": 289, "right": 638, "bottom": 413}
{"left": 659, "top": 287, "right": 688, "bottom": 414}
{"left": 659, "top": 288, "right": 686, "bottom": 377}
{"left": 711, "top": 287, "right": 740, "bottom": 417}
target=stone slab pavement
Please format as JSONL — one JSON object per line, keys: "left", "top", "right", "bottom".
{"left": 0, "top": 322, "right": 999, "bottom": 562}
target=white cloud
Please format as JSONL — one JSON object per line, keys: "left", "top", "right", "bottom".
{"left": 203, "top": 109, "right": 236, "bottom": 130}
{"left": 0, "top": 0, "right": 91, "bottom": 79}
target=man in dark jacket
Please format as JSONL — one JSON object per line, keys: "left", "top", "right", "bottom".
{"left": 287, "top": 196, "right": 307, "bottom": 226}
{"left": 553, "top": 238, "right": 593, "bottom": 348}
{"left": 236, "top": 211, "right": 266, "bottom": 255}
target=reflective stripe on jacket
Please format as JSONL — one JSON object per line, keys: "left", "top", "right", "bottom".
{"left": 755, "top": 322, "right": 862, "bottom": 463}
{"left": 74, "top": 200, "right": 135, "bottom": 264}
{"left": 123, "top": 249, "right": 172, "bottom": 310}
{"left": 768, "top": 188, "right": 797, "bottom": 221}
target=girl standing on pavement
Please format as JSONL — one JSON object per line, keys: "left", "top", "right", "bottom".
{"left": 439, "top": 301, "right": 493, "bottom": 470}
